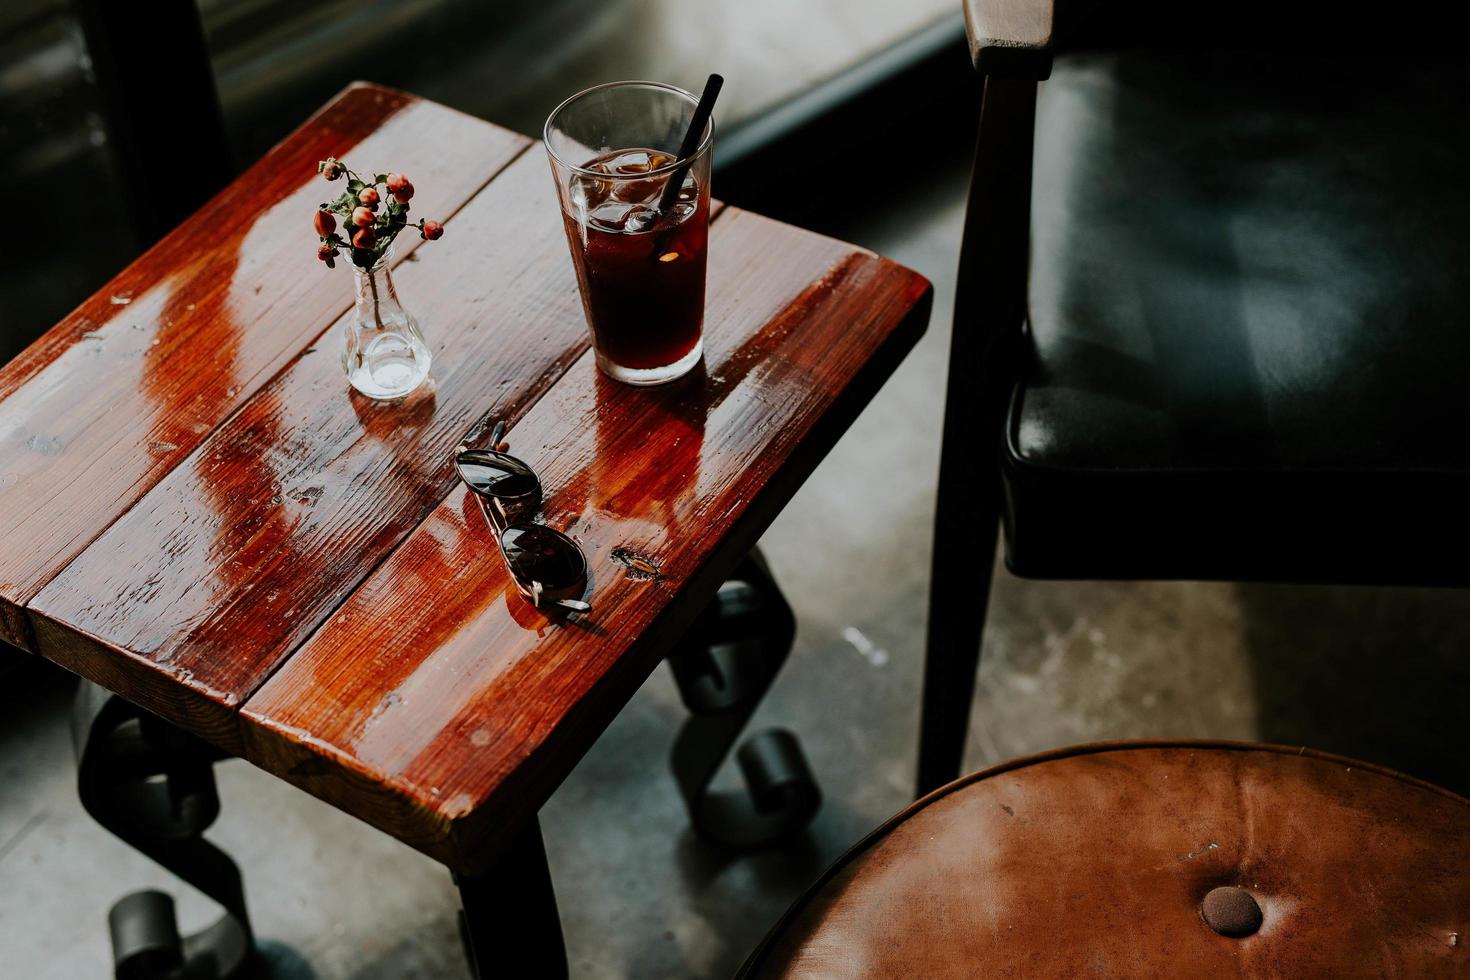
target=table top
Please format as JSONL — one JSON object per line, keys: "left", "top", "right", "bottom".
{"left": 0, "top": 83, "right": 930, "bottom": 873}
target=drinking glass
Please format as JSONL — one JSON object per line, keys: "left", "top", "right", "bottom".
{"left": 545, "top": 81, "right": 713, "bottom": 386}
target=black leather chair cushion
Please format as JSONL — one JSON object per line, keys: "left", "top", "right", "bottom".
{"left": 1005, "top": 50, "right": 1470, "bottom": 582}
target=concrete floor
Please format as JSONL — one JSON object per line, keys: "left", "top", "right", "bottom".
{"left": 6, "top": 142, "right": 1470, "bottom": 979}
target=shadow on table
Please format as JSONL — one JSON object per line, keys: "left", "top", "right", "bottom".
{"left": 1237, "top": 580, "right": 1470, "bottom": 795}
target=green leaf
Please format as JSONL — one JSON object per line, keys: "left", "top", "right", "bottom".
{"left": 374, "top": 173, "right": 388, "bottom": 184}
{"left": 347, "top": 178, "right": 364, "bottom": 194}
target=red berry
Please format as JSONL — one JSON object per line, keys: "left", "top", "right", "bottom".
{"left": 314, "top": 210, "right": 336, "bottom": 236}
{"left": 422, "top": 220, "right": 444, "bottom": 240}
{"left": 358, "top": 187, "right": 380, "bottom": 209}
{"left": 352, "top": 225, "right": 376, "bottom": 249}
{"left": 391, "top": 180, "right": 415, "bottom": 203}
{"left": 317, "top": 243, "right": 336, "bottom": 261}
{"left": 322, "top": 160, "right": 343, "bottom": 180}
{"left": 386, "top": 173, "right": 410, "bottom": 194}
{"left": 352, "top": 206, "right": 375, "bottom": 228}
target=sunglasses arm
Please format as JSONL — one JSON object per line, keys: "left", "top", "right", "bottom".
{"left": 471, "top": 495, "right": 591, "bottom": 616}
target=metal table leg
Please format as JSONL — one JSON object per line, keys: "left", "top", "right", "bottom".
{"left": 454, "top": 551, "right": 817, "bottom": 977}
{"left": 71, "top": 549, "right": 815, "bottom": 978}
{"left": 667, "top": 551, "right": 822, "bottom": 848}
{"left": 456, "top": 816, "right": 567, "bottom": 980}
{"left": 73, "top": 680, "right": 259, "bottom": 980}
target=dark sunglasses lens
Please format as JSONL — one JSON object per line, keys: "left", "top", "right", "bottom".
{"left": 456, "top": 449, "right": 539, "bottom": 499}
{"left": 501, "top": 524, "right": 586, "bottom": 589}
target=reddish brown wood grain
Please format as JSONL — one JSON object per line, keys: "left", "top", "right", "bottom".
{"left": 0, "top": 84, "right": 527, "bottom": 651}
{"left": 28, "top": 150, "right": 617, "bottom": 741}
{"left": 239, "top": 208, "right": 932, "bottom": 871}
{"left": 0, "top": 603, "right": 30, "bottom": 658}
{"left": 12, "top": 85, "right": 931, "bottom": 873}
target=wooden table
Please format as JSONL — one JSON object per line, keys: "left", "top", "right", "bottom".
{"left": 0, "top": 83, "right": 930, "bottom": 976}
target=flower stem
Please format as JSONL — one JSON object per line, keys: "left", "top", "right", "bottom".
{"left": 366, "top": 268, "right": 385, "bottom": 330}
{"left": 361, "top": 267, "right": 386, "bottom": 370}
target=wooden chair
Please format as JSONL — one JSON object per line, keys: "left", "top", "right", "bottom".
{"left": 918, "top": 1, "right": 1470, "bottom": 794}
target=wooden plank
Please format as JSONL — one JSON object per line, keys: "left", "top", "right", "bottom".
{"left": 27, "top": 149, "right": 634, "bottom": 743}
{"left": 240, "top": 208, "right": 932, "bottom": 871}
{"left": 0, "top": 604, "right": 29, "bottom": 658}
{"left": 0, "top": 83, "right": 528, "bottom": 651}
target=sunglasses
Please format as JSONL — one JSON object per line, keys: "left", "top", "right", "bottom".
{"left": 455, "top": 420, "right": 591, "bottom": 614}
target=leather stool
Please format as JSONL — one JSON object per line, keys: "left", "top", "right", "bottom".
{"left": 740, "top": 742, "right": 1470, "bottom": 978}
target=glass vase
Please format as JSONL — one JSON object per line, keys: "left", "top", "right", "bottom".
{"left": 343, "top": 254, "right": 431, "bottom": 400}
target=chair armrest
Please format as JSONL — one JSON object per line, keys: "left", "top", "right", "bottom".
{"left": 963, "top": 0, "right": 1055, "bottom": 78}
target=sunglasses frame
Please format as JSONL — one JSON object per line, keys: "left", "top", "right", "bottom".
{"left": 455, "top": 421, "right": 591, "bottom": 614}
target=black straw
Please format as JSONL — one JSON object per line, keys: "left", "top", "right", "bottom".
{"left": 656, "top": 74, "right": 723, "bottom": 215}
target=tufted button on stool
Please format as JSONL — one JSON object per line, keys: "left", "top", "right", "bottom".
{"left": 1200, "top": 885, "right": 1262, "bottom": 938}
{"left": 739, "top": 742, "right": 1470, "bottom": 978}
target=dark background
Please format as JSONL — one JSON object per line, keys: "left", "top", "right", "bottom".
{"left": 4, "top": 0, "right": 962, "bottom": 367}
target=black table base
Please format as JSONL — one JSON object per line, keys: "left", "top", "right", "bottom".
{"left": 669, "top": 551, "right": 822, "bottom": 848}
{"left": 72, "top": 550, "right": 819, "bottom": 979}
{"left": 73, "top": 680, "right": 258, "bottom": 979}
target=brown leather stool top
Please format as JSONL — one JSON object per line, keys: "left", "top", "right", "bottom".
{"left": 740, "top": 741, "right": 1470, "bottom": 978}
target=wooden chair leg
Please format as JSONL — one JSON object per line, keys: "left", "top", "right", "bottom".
{"left": 916, "top": 391, "right": 1002, "bottom": 798}
{"left": 76, "top": 0, "right": 233, "bottom": 245}
{"left": 914, "top": 74, "right": 1037, "bottom": 799}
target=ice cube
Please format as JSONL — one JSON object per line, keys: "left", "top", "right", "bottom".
{"left": 590, "top": 200, "right": 634, "bottom": 229}
{"left": 621, "top": 205, "right": 660, "bottom": 234}
{"left": 605, "top": 149, "right": 653, "bottom": 175}
{"left": 616, "top": 159, "right": 693, "bottom": 206}
{"left": 612, "top": 176, "right": 662, "bottom": 204}
{"left": 569, "top": 173, "right": 612, "bottom": 211}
